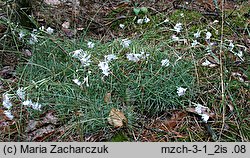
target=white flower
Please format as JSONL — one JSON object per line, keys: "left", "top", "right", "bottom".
{"left": 18, "top": 31, "right": 25, "bottom": 40}
{"left": 4, "top": 110, "right": 14, "bottom": 120}
{"left": 17, "top": 87, "right": 25, "bottom": 100}
{"left": 46, "top": 27, "right": 54, "bottom": 34}
{"left": 144, "top": 17, "right": 150, "bottom": 23}
{"left": 29, "top": 33, "right": 38, "bottom": 44}
{"left": 31, "top": 102, "right": 42, "bottom": 111}
{"left": 22, "top": 100, "right": 42, "bottom": 111}
{"left": 39, "top": 26, "right": 45, "bottom": 31}
{"left": 205, "top": 31, "right": 212, "bottom": 40}
{"left": 229, "top": 41, "right": 234, "bottom": 51}
{"left": 201, "top": 59, "right": 211, "bottom": 66}
{"left": 173, "top": 23, "right": 182, "bottom": 33}
{"left": 177, "top": 87, "right": 187, "bottom": 96}
{"left": 87, "top": 41, "right": 95, "bottom": 48}
{"left": 137, "top": 19, "right": 143, "bottom": 24}
{"left": 163, "top": 19, "right": 169, "bottom": 23}
{"left": 191, "top": 40, "right": 199, "bottom": 47}
{"left": 70, "top": 49, "right": 91, "bottom": 66}
{"left": 201, "top": 59, "right": 217, "bottom": 67}
{"left": 98, "top": 61, "right": 110, "bottom": 76}
{"left": 126, "top": 52, "right": 149, "bottom": 62}
{"left": 193, "top": 103, "right": 210, "bottom": 123}
{"left": 105, "top": 54, "right": 117, "bottom": 62}
{"left": 140, "top": 51, "right": 150, "bottom": 59}
{"left": 71, "top": 49, "right": 82, "bottom": 58}
{"left": 83, "top": 76, "right": 89, "bottom": 87}
{"left": 73, "top": 79, "right": 81, "bottom": 86}
{"left": 172, "top": 35, "right": 179, "bottom": 41}
{"left": 194, "top": 30, "right": 201, "bottom": 38}
{"left": 119, "top": 24, "right": 125, "bottom": 29}
{"left": 80, "top": 55, "right": 91, "bottom": 66}
{"left": 201, "top": 114, "right": 209, "bottom": 123}
{"left": 180, "top": 13, "right": 184, "bottom": 17}
{"left": 126, "top": 53, "right": 140, "bottom": 62}
{"left": 2, "top": 93, "right": 12, "bottom": 109}
{"left": 213, "top": 20, "right": 219, "bottom": 24}
{"left": 235, "top": 51, "right": 243, "bottom": 58}
{"left": 195, "top": 104, "right": 208, "bottom": 114}
{"left": 121, "top": 39, "right": 131, "bottom": 48}
{"left": 22, "top": 100, "right": 32, "bottom": 106}
{"left": 161, "top": 59, "right": 170, "bottom": 67}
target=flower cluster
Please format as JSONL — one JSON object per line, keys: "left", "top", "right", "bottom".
{"left": 98, "top": 61, "right": 110, "bottom": 76}
{"left": 17, "top": 87, "right": 43, "bottom": 111}
{"left": 73, "top": 76, "right": 89, "bottom": 87}
{"left": 126, "top": 52, "right": 149, "bottom": 62}
{"left": 2, "top": 93, "right": 12, "bottom": 109}
{"left": 22, "top": 100, "right": 42, "bottom": 111}
{"left": 194, "top": 103, "right": 210, "bottom": 123}
{"left": 98, "top": 54, "right": 118, "bottom": 76}
{"left": 173, "top": 23, "right": 182, "bottom": 33}
{"left": 70, "top": 49, "right": 91, "bottom": 67}
{"left": 2, "top": 93, "right": 14, "bottom": 120}
{"left": 29, "top": 33, "right": 38, "bottom": 45}
{"left": 121, "top": 39, "right": 131, "bottom": 48}
{"left": 2, "top": 87, "right": 43, "bottom": 120}
{"left": 137, "top": 16, "right": 150, "bottom": 24}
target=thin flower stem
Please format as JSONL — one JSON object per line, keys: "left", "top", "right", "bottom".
{"left": 218, "top": 0, "right": 226, "bottom": 141}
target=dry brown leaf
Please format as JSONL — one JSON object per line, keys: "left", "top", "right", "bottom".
{"left": 62, "top": 21, "right": 70, "bottom": 29}
{"left": 25, "top": 111, "right": 58, "bottom": 141}
{"left": 27, "top": 124, "right": 55, "bottom": 141}
{"left": 62, "top": 28, "right": 75, "bottom": 37}
{"left": 108, "top": 108, "right": 127, "bottom": 128}
{"left": 154, "top": 111, "right": 187, "bottom": 130}
{"left": 0, "top": 66, "right": 15, "bottom": 79}
{"left": 22, "top": 49, "right": 32, "bottom": 57}
{"left": 104, "top": 92, "right": 111, "bottom": 103}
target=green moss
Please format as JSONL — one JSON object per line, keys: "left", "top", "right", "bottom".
{"left": 111, "top": 131, "right": 129, "bottom": 142}
{"left": 169, "top": 10, "right": 203, "bottom": 23}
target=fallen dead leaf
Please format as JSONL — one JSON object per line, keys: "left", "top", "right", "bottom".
{"left": 108, "top": 108, "right": 127, "bottom": 128}
{"left": 22, "top": 49, "right": 32, "bottom": 57}
{"left": 154, "top": 111, "right": 187, "bottom": 130}
{"left": 62, "top": 28, "right": 74, "bottom": 38}
{"left": 27, "top": 124, "right": 55, "bottom": 141}
{"left": 0, "top": 66, "right": 15, "bottom": 79}
{"left": 25, "top": 111, "right": 59, "bottom": 141}
{"left": 104, "top": 92, "right": 112, "bottom": 103}
{"left": 62, "top": 21, "right": 70, "bottom": 29}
